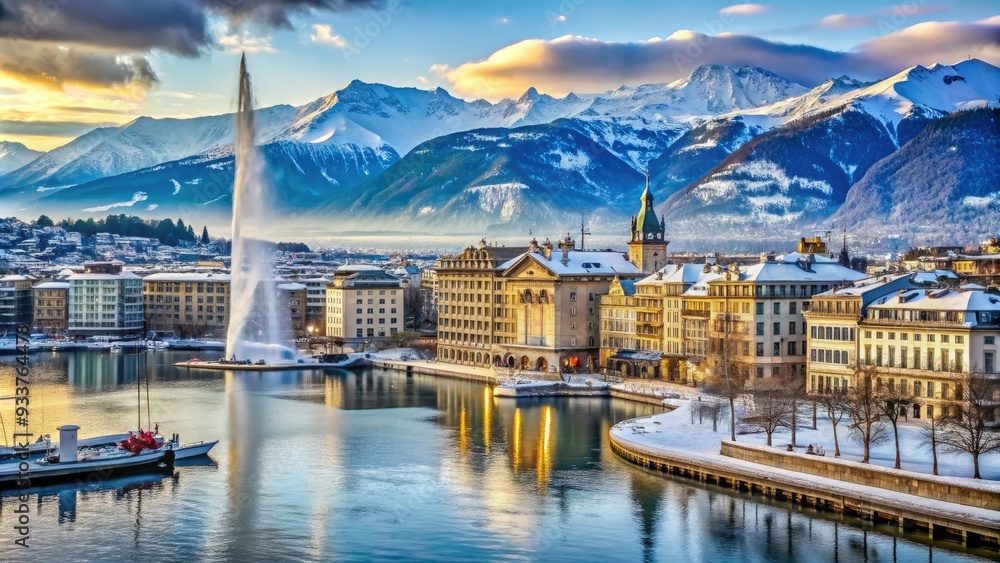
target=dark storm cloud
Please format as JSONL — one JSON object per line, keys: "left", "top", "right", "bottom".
{"left": 0, "top": 0, "right": 384, "bottom": 92}
{"left": 203, "top": 0, "right": 385, "bottom": 29}
{"left": 0, "top": 39, "right": 158, "bottom": 90}
{"left": 0, "top": 0, "right": 209, "bottom": 55}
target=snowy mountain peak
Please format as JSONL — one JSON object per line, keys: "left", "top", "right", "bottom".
{"left": 518, "top": 87, "right": 541, "bottom": 103}
{"left": 819, "top": 58, "right": 1000, "bottom": 126}
{"left": 0, "top": 140, "right": 43, "bottom": 175}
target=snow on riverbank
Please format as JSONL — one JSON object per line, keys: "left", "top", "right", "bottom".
{"left": 614, "top": 399, "right": 1000, "bottom": 481}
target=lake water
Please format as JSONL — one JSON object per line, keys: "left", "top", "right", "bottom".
{"left": 0, "top": 351, "right": 993, "bottom": 562}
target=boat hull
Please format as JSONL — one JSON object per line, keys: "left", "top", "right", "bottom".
{"left": 172, "top": 440, "right": 218, "bottom": 459}
{"left": 0, "top": 450, "right": 173, "bottom": 489}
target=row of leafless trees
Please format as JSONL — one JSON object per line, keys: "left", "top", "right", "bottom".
{"left": 705, "top": 363, "right": 1000, "bottom": 479}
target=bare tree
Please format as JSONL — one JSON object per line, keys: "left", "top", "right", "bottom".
{"left": 743, "top": 382, "right": 793, "bottom": 447}
{"left": 842, "top": 364, "right": 887, "bottom": 463}
{"left": 938, "top": 370, "right": 1000, "bottom": 479}
{"left": 704, "top": 356, "right": 747, "bottom": 442}
{"left": 918, "top": 413, "right": 941, "bottom": 475}
{"left": 705, "top": 401, "right": 724, "bottom": 432}
{"left": 876, "top": 383, "right": 914, "bottom": 469}
{"left": 811, "top": 389, "right": 847, "bottom": 457}
{"left": 404, "top": 285, "right": 427, "bottom": 329}
{"left": 783, "top": 374, "right": 808, "bottom": 447}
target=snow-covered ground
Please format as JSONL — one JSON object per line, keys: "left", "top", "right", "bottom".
{"left": 612, "top": 409, "right": 1000, "bottom": 531}
{"left": 617, "top": 399, "right": 1000, "bottom": 481}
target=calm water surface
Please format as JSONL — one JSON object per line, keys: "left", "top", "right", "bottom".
{"left": 0, "top": 351, "right": 993, "bottom": 562}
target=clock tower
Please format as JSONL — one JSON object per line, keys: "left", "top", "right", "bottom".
{"left": 627, "top": 177, "right": 668, "bottom": 273}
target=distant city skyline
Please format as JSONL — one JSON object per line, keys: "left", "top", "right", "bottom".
{"left": 0, "top": 0, "right": 997, "bottom": 150}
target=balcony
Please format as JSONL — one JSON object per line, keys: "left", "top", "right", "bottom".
{"left": 681, "top": 308, "right": 710, "bottom": 318}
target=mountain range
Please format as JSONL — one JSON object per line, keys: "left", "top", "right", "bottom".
{"left": 1, "top": 59, "right": 998, "bottom": 247}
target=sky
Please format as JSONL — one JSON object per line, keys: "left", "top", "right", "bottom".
{"left": 0, "top": 0, "right": 997, "bottom": 151}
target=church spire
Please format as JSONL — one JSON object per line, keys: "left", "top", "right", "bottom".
{"left": 633, "top": 173, "right": 661, "bottom": 241}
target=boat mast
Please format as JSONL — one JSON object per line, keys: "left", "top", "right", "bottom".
{"left": 144, "top": 348, "right": 151, "bottom": 430}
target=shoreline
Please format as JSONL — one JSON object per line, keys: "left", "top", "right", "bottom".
{"left": 610, "top": 416, "right": 1000, "bottom": 551}
{"left": 371, "top": 358, "right": 676, "bottom": 408}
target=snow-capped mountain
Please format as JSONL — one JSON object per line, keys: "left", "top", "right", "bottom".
{"left": 1, "top": 105, "right": 297, "bottom": 193}
{"left": 344, "top": 123, "right": 645, "bottom": 233}
{"left": 657, "top": 59, "right": 1000, "bottom": 241}
{"left": 3, "top": 59, "right": 998, "bottom": 245}
{"left": 829, "top": 108, "right": 1000, "bottom": 239}
{"left": 0, "top": 141, "right": 43, "bottom": 175}
{"left": 28, "top": 140, "right": 399, "bottom": 222}
{"left": 584, "top": 65, "right": 807, "bottom": 122}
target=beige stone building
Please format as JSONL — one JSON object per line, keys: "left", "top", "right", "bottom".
{"left": 435, "top": 242, "right": 528, "bottom": 368}
{"left": 436, "top": 234, "right": 642, "bottom": 372}
{"left": 495, "top": 237, "right": 641, "bottom": 372}
{"left": 860, "top": 286, "right": 1000, "bottom": 420}
{"left": 143, "top": 272, "right": 231, "bottom": 337}
{"left": 601, "top": 252, "right": 865, "bottom": 383}
{"left": 804, "top": 274, "right": 917, "bottom": 394}
{"left": 325, "top": 265, "right": 405, "bottom": 347}
{"left": 32, "top": 281, "right": 69, "bottom": 333}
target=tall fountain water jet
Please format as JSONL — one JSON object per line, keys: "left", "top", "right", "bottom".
{"left": 225, "top": 54, "right": 291, "bottom": 363}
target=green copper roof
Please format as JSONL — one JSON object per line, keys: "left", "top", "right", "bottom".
{"left": 635, "top": 178, "right": 661, "bottom": 235}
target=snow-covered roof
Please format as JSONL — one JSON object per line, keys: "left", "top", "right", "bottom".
{"left": 820, "top": 273, "right": 913, "bottom": 297}
{"left": 277, "top": 282, "right": 307, "bottom": 291}
{"left": 500, "top": 250, "right": 639, "bottom": 277}
{"left": 0, "top": 274, "right": 35, "bottom": 282}
{"left": 637, "top": 262, "right": 722, "bottom": 286}
{"left": 143, "top": 272, "right": 232, "bottom": 282}
{"left": 736, "top": 253, "right": 865, "bottom": 283}
{"left": 67, "top": 272, "right": 141, "bottom": 280}
{"left": 870, "top": 288, "right": 1000, "bottom": 313}
{"left": 336, "top": 264, "right": 383, "bottom": 273}
{"left": 911, "top": 269, "right": 959, "bottom": 284}
{"left": 33, "top": 281, "right": 69, "bottom": 290}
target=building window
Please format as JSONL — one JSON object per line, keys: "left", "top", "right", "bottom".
{"left": 772, "top": 342, "right": 780, "bottom": 356}
{"left": 756, "top": 322, "right": 764, "bottom": 336}
{"left": 773, "top": 302, "right": 780, "bottom": 315}
{"left": 756, "top": 342, "right": 764, "bottom": 356}
{"left": 755, "top": 302, "right": 764, "bottom": 315}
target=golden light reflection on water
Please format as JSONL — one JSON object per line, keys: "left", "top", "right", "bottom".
{"left": 512, "top": 407, "right": 522, "bottom": 471}
{"left": 458, "top": 405, "right": 469, "bottom": 456}
{"left": 536, "top": 405, "right": 554, "bottom": 489}
{"left": 482, "top": 386, "right": 492, "bottom": 454}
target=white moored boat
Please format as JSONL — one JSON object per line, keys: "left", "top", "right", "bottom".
{"left": 0, "top": 426, "right": 174, "bottom": 489}
{"left": 166, "top": 439, "right": 219, "bottom": 459}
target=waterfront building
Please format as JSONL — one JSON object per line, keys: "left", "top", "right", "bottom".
{"left": 297, "top": 275, "right": 331, "bottom": 335}
{"left": 33, "top": 280, "right": 69, "bottom": 333}
{"left": 68, "top": 262, "right": 143, "bottom": 338}
{"left": 434, "top": 241, "right": 529, "bottom": 368}
{"left": 142, "top": 272, "right": 231, "bottom": 337}
{"left": 859, "top": 286, "right": 1000, "bottom": 420}
{"left": 0, "top": 274, "right": 35, "bottom": 332}
{"left": 804, "top": 274, "right": 920, "bottom": 394}
{"left": 602, "top": 252, "right": 865, "bottom": 383}
{"left": 494, "top": 236, "right": 641, "bottom": 371}
{"left": 325, "top": 265, "right": 405, "bottom": 347}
